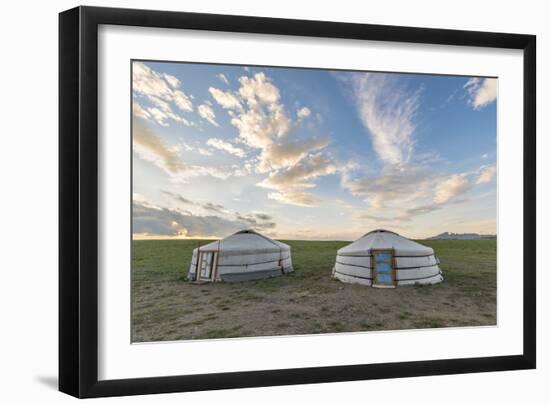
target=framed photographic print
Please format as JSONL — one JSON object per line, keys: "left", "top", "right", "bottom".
{"left": 59, "top": 6, "right": 536, "bottom": 398}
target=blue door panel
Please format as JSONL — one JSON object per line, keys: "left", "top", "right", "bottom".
{"left": 376, "top": 274, "right": 392, "bottom": 282}
{"left": 376, "top": 262, "right": 391, "bottom": 272}
{"left": 376, "top": 253, "right": 392, "bottom": 261}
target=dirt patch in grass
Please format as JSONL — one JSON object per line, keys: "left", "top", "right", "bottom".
{"left": 131, "top": 239, "right": 496, "bottom": 342}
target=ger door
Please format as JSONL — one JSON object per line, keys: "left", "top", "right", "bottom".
{"left": 372, "top": 249, "right": 396, "bottom": 288}
{"left": 198, "top": 251, "right": 216, "bottom": 282}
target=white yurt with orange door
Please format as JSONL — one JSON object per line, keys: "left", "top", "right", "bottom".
{"left": 188, "top": 229, "right": 293, "bottom": 283}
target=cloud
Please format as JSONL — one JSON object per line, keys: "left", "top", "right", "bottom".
{"left": 172, "top": 90, "right": 193, "bottom": 112}
{"left": 464, "top": 77, "right": 497, "bottom": 110}
{"left": 202, "top": 202, "right": 226, "bottom": 213}
{"left": 206, "top": 138, "right": 246, "bottom": 157}
{"left": 133, "top": 62, "right": 174, "bottom": 100}
{"left": 359, "top": 212, "right": 412, "bottom": 223}
{"left": 257, "top": 148, "right": 339, "bottom": 207}
{"left": 257, "top": 136, "right": 331, "bottom": 172}
{"left": 211, "top": 73, "right": 290, "bottom": 148}
{"left": 133, "top": 201, "right": 239, "bottom": 238}
{"left": 482, "top": 153, "right": 489, "bottom": 159}
{"left": 342, "top": 165, "right": 432, "bottom": 209}
{"left": 133, "top": 120, "right": 190, "bottom": 175}
{"left": 297, "top": 106, "right": 311, "bottom": 119}
{"left": 352, "top": 73, "right": 419, "bottom": 166}
{"left": 404, "top": 203, "right": 442, "bottom": 217}
{"left": 238, "top": 72, "right": 281, "bottom": 107}
{"left": 259, "top": 152, "right": 337, "bottom": 192}
{"left": 344, "top": 162, "right": 489, "bottom": 223}
{"left": 133, "top": 199, "right": 276, "bottom": 238}
{"left": 145, "top": 95, "right": 192, "bottom": 127}
{"left": 177, "top": 143, "right": 214, "bottom": 157}
{"left": 209, "top": 87, "right": 243, "bottom": 111}
{"left": 133, "top": 121, "right": 246, "bottom": 181}
{"left": 267, "top": 190, "right": 320, "bottom": 207}
{"left": 340, "top": 72, "right": 496, "bottom": 224}
{"left": 162, "top": 190, "right": 226, "bottom": 213}
{"left": 163, "top": 73, "right": 180, "bottom": 89}
{"left": 132, "top": 62, "right": 194, "bottom": 127}
{"left": 235, "top": 212, "right": 276, "bottom": 230}
{"left": 132, "top": 101, "right": 151, "bottom": 121}
{"left": 209, "top": 71, "right": 342, "bottom": 206}
{"left": 198, "top": 103, "right": 219, "bottom": 127}
{"left": 434, "top": 174, "right": 471, "bottom": 204}
{"left": 253, "top": 212, "right": 272, "bottom": 221}
{"left": 476, "top": 165, "right": 496, "bottom": 184}
{"left": 230, "top": 108, "right": 280, "bottom": 148}
{"left": 217, "top": 73, "right": 229, "bottom": 85}
{"left": 359, "top": 200, "right": 448, "bottom": 224}
{"left": 161, "top": 190, "right": 193, "bottom": 205}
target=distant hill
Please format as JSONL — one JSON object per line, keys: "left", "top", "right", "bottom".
{"left": 427, "top": 232, "right": 496, "bottom": 240}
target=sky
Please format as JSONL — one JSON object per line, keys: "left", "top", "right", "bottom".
{"left": 131, "top": 60, "right": 497, "bottom": 241}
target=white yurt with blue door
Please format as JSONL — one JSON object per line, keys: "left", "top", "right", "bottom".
{"left": 188, "top": 229, "right": 293, "bottom": 283}
{"left": 333, "top": 229, "right": 443, "bottom": 288}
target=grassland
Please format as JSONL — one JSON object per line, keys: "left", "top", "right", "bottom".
{"left": 132, "top": 238, "right": 496, "bottom": 342}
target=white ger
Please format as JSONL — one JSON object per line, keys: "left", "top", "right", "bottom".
{"left": 188, "top": 229, "right": 293, "bottom": 283}
{"left": 333, "top": 229, "right": 443, "bottom": 288}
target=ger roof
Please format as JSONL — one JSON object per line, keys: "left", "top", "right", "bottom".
{"left": 337, "top": 229, "right": 434, "bottom": 257}
{"left": 194, "top": 229, "right": 290, "bottom": 254}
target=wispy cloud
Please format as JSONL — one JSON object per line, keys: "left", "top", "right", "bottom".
{"left": 342, "top": 165, "right": 431, "bottom": 209}
{"left": 476, "top": 165, "right": 496, "bottom": 184}
{"left": 235, "top": 212, "right": 276, "bottom": 229}
{"left": 132, "top": 101, "right": 152, "bottom": 121}
{"left": 161, "top": 190, "right": 193, "bottom": 204}
{"left": 133, "top": 62, "right": 194, "bottom": 127}
{"left": 202, "top": 202, "right": 226, "bottom": 213}
{"left": 340, "top": 72, "right": 497, "bottom": 226}
{"left": 344, "top": 163, "right": 491, "bottom": 223}
{"left": 208, "top": 87, "right": 243, "bottom": 111}
{"left": 177, "top": 142, "right": 213, "bottom": 157}
{"left": 163, "top": 73, "right": 180, "bottom": 89}
{"left": 464, "top": 77, "right": 497, "bottom": 110}
{"left": 352, "top": 73, "right": 419, "bottom": 166}
{"left": 133, "top": 62, "right": 174, "bottom": 100}
{"left": 217, "top": 73, "right": 229, "bottom": 85}
{"left": 258, "top": 152, "right": 337, "bottom": 206}
{"left": 259, "top": 152, "right": 337, "bottom": 191}
{"left": 133, "top": 121, "right": 246, "bottom": 181}
{"left": 197, "top": 103, "right": 219, "bottom": 127}
{"left": 434, "top": 174, "right": 471, "bottom": 204}
{"left": 133, "top": 120, "right": 190, "bottom": 175}
{"left": 162, "top": 190, "right": 225, "bottom": 213}
{"left": 267, "top": 190, "right": 320, "bottom": 207}
{"left": 257, "top": 137, "right": 331, "bottom": 172}
{"left": 145, "top": 95, "right": 192, "bottom": 127}
{"left": 206, "top": 138, "right": 246, "bottom": 158}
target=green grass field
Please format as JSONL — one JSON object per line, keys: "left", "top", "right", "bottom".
{"left": 132, "top": 238, "right": 496, "bottom": 342}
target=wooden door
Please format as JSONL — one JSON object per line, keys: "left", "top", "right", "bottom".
{"left": 198, "top": 252, "right": 214, "bottom": 281}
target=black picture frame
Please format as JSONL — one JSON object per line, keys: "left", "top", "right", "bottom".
{"left": 59, "top": 5, "right": 536, "bottom": 398}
